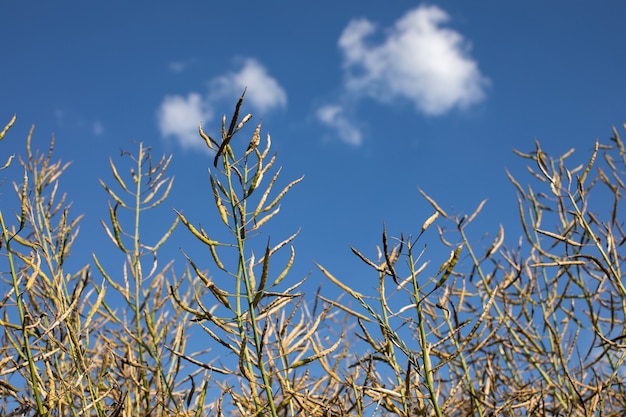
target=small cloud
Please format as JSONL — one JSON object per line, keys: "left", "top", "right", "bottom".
{"left": 93, "top": 121, "right": 104, "bottom": 136}
{"left": 54, "top": 109, "right": 65, "bottom": 126}
{"left": 156, "top": 93, "right": 212, "bottom": 151}
{"left": 168, "top": 61, "right": 188, "bottom": 73}
{"left": 210, "top": 58, "right": 287, "bottom": 113}
{"left": 53, "top": 108, "right": 104, "bottom": 137}
{"left": 338, "top": 5, "right": 488, "bottom": 116}
{"left": 156, "top": 59, "right": 286, "bottom": 152}
{"left": 168, "top": 58, "right": 197, "bottom": 73}
{"left": 316, "top": 104, "right": 362, "bottom": 146}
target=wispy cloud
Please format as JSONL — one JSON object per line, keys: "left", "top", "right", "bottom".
{"left": 316, "top": 105, "right": 362, "bottom": 146}
{"left": 53, "top": 108, "right": 105, "bottom": 137}
{"left": 168, "top": 61, "right": 189, "bottom": 74}
{"left": 318, "top": 5, "right": 489, "bottom": 145}
{"left": 168, "top": 58, "right": 198, "bottom": 74}
{"left": 157, "top": 59, "right": 287, "bottom": 152}
{"left": 93, "top": 121, "right": 104, "bottom": 136}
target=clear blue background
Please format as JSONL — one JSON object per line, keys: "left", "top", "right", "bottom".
{"left": 1, "top": 1, "right": 625, "bottom": 300}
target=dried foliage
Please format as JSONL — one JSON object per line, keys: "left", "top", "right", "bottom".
{"left": 0, "top": 98, "right": 625, "bottom": 416}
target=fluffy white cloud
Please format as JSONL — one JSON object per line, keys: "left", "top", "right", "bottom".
{"left": 316, "top": 105, "right": 362, "bottom": 146}
{"left": 339, "top": 5, "right": 488, "bottom": 115}
{"left": 319, "top": 5, "right": 488, "bottom": 146}
{"left": 156, "top": 93, "right": 211, "bottom": 151}
{"left": 210, "top": 59, "right": 287, "bottom": 112}
{"left": 157, "top": 59, "right": 286, "bottom": 152}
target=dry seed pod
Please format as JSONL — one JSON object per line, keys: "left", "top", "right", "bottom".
{"left": 421, "top": 212, "right": 439, "bottom": 233}
{"left": 237, "top": 113, "right": 253, "bottom": 131}
{"left": 247, "top": 123, "right": 262, "bottom": 152}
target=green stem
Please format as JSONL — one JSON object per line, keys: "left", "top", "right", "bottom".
{"left": 407, "top": 240, "right": 443, "bottom": 417}
{"left": 0, "top": 212, "right": 46, "bottom": 415}
{"left": 132, "top": 144, "right": 150, "bottom": 411}
{"left": 224, "top": 155, "right": 277, "bottom": 417}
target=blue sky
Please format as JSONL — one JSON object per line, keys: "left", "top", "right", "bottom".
{"left": 2, "top": 1, "right": 626, "bottom": 300}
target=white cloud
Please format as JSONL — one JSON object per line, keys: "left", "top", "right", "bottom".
{"left": 156, "top": 93, "right": 211, "bottom": 151}
{"left": 168, "top": 58, "right": 198, "bottom": 73}
{"left": 53, "top": 108, "right": 105, "bottom": 137}
{"left": 210, "top": 59, "right": 287, "bottom": 112}
{"left": 338, "top": 5, "right": 488, "bottom": 116}
{"left": 93, "top": 121, "right": 104, "bottom": 136}
{"left": 316, "top": 104, "right": 362, "bottom": 146}
{"left": 54, "top": 109, "right": 65, "bottom": 126}
{"left": 157, "top": 59, "right": 286, "bottom": 152}
{"left": 168, "top": 61, "right": 188, "bottom": 73}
